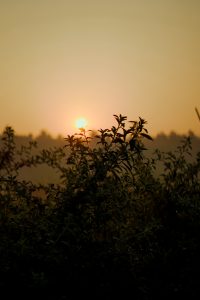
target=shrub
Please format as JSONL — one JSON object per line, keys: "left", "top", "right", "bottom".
{"left": 0, "top": 115, "right": 200, "bottom": 299}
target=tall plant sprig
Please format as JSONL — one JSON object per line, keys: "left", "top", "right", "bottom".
{"left": 64, "top": 114, "right": 153, "bottom": 192}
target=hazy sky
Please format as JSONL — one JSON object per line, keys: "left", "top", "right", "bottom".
{"left": 1, "top": 0, "right": 200, "bottom": 137}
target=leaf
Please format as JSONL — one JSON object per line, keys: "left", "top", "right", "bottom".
{"left": 129, "top": 139, "right": 136, "bottom": 151}
{"left": 140, "top": 133, "right": 153, "bottom": 140}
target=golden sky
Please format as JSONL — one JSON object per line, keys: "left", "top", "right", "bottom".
{"left": 0, "top": 0, "right": 200, "bottom": 137}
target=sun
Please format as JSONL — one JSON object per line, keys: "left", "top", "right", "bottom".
{"left": 75, "top": 117, "right": 88, "bottom": 129}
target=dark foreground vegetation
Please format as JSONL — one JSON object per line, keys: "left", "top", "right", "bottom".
{"left": 0, "top": 114, "right": 200, "bottom": 299}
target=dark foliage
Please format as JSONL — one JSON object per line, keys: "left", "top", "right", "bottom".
{"left": 0, "top": 115, "right": 200, "bottom": 299}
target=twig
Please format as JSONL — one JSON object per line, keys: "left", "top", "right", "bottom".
{"left": 195, "top": 107, "right": 200, "bottom": 122}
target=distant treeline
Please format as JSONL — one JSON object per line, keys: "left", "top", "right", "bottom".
{"left": 1, "top": 129, "right": 200, "bottom": 184}
{"left": 7, "top": 129, "right": 200, "bottom": 152}
{"left": 145, "top": 131, "right": 200, "bottom": 154}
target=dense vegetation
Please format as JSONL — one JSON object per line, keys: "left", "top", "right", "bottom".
{"left": 0, "top": 114, "right": 200, "bottom": 299}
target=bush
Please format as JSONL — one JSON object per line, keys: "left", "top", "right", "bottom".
{"left": 0, "top": 115, "right": 200, "bottom": 299}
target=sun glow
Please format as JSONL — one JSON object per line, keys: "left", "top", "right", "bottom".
{"left": 75, "top": 118, "right": 88, "bottom": 129}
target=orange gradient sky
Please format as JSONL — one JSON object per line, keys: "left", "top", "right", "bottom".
{"left": 0, "top": 0, "right": 200, "bottom": 137}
